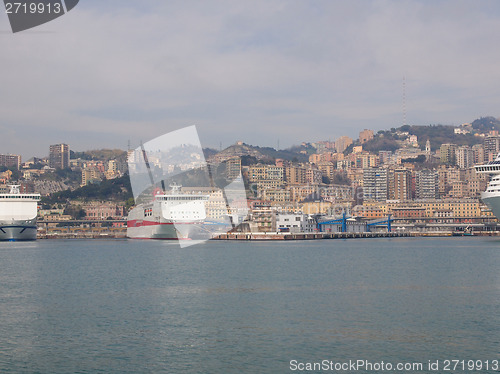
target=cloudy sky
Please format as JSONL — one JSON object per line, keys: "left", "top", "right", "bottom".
{"left": 1, "top": 0, "right": 500, "bottom": 159}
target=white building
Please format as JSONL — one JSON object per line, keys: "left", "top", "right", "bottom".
{"left": 276, "top": 213, "right": 316, "bottom": 233}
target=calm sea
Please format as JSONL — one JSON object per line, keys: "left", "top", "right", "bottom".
{"left": 0, "top": 238, "right": 498, "bottom": 373}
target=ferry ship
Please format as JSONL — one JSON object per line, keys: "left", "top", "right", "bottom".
{"left": 474, "top": 153, "right": 500, "bottom": 218}
{"left": 0, "top": 185, "right": 41, "bottom": 241}
{"left": 127, "top": 185, "right": 209, "bottom": 240}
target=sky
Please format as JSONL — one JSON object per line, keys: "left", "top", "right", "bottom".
{"left": 1, "top": 0, "right": 500, "bottom": 159}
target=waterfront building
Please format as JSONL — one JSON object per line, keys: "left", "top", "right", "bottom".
{"left": 84, "top": 202, "right": 126, "bottom": 220}
{"left": 275, "top": 213, "right": 316, "bottom": 233}
{"left": 49, "top": 144, "right": 70, "bottom": 169}
{"left": 250, "top": 204, "right": 276, "bottom": 232}
{"left": 352, "top": 204, "right": 385, "bottom": 219}
{"left": 364, "top": 199, "right": 484, "bottom": 220}
{"left": 301, "top": 201, "right": 334, "bottom": 215}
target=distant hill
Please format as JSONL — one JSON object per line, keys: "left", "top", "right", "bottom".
{"left": 399, "top": 124, "right": 481, "bottom": 150}
{"left": 209, "top": 143, "right": 310, "bottom": 164}
{"left": 471, "top": 116, "right": 500, "bottom": 133}
{"left": 71, "top": 149, "right": 127, "bottom": 161}
{"left": 364, "top": 120, "right": 489, "bottom": 153}
{"left": 41, "top": 174, "right": 132, "bottom": 206}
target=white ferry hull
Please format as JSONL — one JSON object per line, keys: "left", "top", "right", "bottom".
{"left": 0, "top": 219, "right": 37, "bottom": 241}
{"left": 126, "top": 188, "right": 210, "bottom": 241}
{"left": 128, "top": 221, "right": 179, "bottom": 240}
{"left": 127, "top": 221, "right": 205, "bottom": 240}
{"left": 481, "top": 194, "right": 500, "bottom": 219}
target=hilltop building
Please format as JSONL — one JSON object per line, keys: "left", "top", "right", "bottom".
{"left": 49, "top": 144, "right": 70, "bottom": 169}
{"left": 0, "top": 154, "right": 21, "bottom": 169}
{"left": 359, "top": 129, "right": 374, "bottom": 144}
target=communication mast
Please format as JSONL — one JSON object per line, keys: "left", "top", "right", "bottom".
{"left": 402, "top": 76, "right": 406, "bottom": 127}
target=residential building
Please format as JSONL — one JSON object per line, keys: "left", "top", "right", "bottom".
{"left": 225, "top": 157, "right": 241, "bottom": 180}
{"left": 363, "top": 168, "right": 388, "bottom": 201}
{"left": 285, "top": 166, "right": 307, "bottom": 185}
{"left": 472, "top": 144, "right": 485, "bottom": 165}
{"left": 250, "top": 204, "right": 276, "bottom": 232}
{"left": 391, "top": 168, "right": 412, "bottom": 201}
{"left": 335, "top": 136, "right": 353, "bottom": 153}
{"left": 0, "top": 154, "right": 21, "bottom": 169}
{"left": 81, "top": 167, "right": 102, "bottom": 187}
{"left": 49, "top": 144, "right": 70, "bottom": 169}
{"left": 440, "top": 143, "right": 457, "bottom": 165}
{"left": 484, "top": 135, "right": 500, "bottom": 161}
{"left": 456, "top": 146, "right": 473, "bottom": 169}
{"left": 415, "top": 169, "right": 438, "bottom": 200}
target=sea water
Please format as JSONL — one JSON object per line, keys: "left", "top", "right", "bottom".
{"left": 0, "top": 237, "right": 498, "bottom": 373}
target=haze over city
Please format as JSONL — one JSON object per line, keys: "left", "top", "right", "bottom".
{"left": 2, "top": 0, "right": 500, "bottom": 159}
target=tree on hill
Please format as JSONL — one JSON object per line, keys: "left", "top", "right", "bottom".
{"left": 471, "top": 116, "right": 500, "bottom": 133}
{"left": 42, "top": 174, "right": 132, "bottom": 205}
{"left": 362, "top": 133, "right": 399, "bottom": 153}
{"left": 71, "top": 149, "right": 126, "bottom": 161}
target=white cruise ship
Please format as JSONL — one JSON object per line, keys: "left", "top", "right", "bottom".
{"left": 0, "top": 185, "right": 41, "bottom": 241}
{"left": 127, "top": 185, "right": 209, "bottom": 240}
{"left": 474, "top": 153, "right": 500, "bottom": 218}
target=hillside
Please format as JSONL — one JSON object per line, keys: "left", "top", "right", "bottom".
{"left": 363, "top": 120, "right": 490, "bottom": 153}
{"left": 71, "top": 149, "right": 127, "bottom": 161}
{"left": 471, "top": 116, "right": 500, "bottom": 133}
{"left": 209, "top": 143, "right": 310, "bottom": 164}
{"left": 41, "top": 174, "right": 132, "bottom": 207}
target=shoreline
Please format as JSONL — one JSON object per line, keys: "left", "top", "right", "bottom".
{"left": 33, "top": 231, "right": 500, "bottom": 240}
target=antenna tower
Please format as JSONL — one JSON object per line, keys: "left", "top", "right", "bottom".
{"left": 402, "top": 76, "right": 406, "bottom": 127}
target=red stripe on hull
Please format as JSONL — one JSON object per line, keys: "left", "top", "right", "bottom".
{"left": 127, "top": 219, "right": 201, "bottom": 228}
